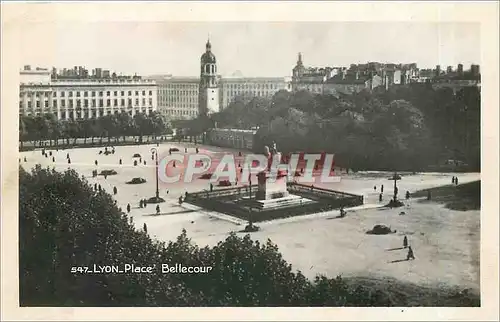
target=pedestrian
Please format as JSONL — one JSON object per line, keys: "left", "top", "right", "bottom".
{"left": 173, "top": 161, "right": 176, "bottom": 168}
{"left": 407, "top": 246, "right": 415, "bottom": 260}
{"left": 67, "top": 153, "right": 69, "bottom": 159}
{"left": 196, "top": 147, "right": 199, "bottom": 154}
{"left": 52, "top": 156, "right": 55, "bottom": 162}
{"left": 144, "top": 160, "right": 146, "bottom": 165}
{"left": 68, "top": 158, "right": 71, "bottom": 164}
{"left": 113, "top": 186, "right": 117, "bottom": 195}
{"left": 379, "top": 193, "right": 383, "bottom": 202}
{"left": 49, "top": 151, "right": 52, "bottom": 156}
{"left": 139, "top": 199, "right": 143, "bottom": 208}
{"left": 166, "top": 190, "right": 169, "bottom": 194}
{"left": 119, "top": 158, "right": 122, "bottom": 165}
{"left": 143, "top": 223, "right": 148, "bottom": 233}
{"left": 403, "top": 236, "right": 408, "bottom": 248}
{"left": 127, "top": 203, "right": 131, "bottom": 213}
{"left": 452, "top": 176, "right": 455, "bottom": 184}
{"left": 98, "top": 184, "right": 102, "bottom": 192}
{"left": 94, "top": 183, "right": 98, "bottom": 191}
{"left": 381, "top": 184, "right": 384, "bottom": 193}
{"left": 24, "top": 157, "right": 27, "bottom": 162}
{"left": 240, "top": 168, "right": 243, "bottom": 174}
{"left": 455, "top": 177, "right": 459, "bottom": 185}
{"left": 210, "top": 183, "right": 213, "bottom": 192}
{"left": 374, "top": 185, "right": 377, "bottom": 191}
{"left": 156, "top": 205, "right": 160, "bottom": 214}
{"left": 95, "top": 160, "right": 98, "bottom": 166}
{"left": 405, "top": 191, "right": 410, "bottom": 200}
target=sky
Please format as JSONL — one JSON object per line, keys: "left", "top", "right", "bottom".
{"left": 17, "top": 21, "right": 481, "bottom": 77}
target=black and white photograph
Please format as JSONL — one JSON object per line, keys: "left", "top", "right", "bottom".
{"left": 1, "top": 2, "right": 498, "bottom": 321}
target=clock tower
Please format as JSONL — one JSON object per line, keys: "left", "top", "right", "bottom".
{"left": 199, "top": 39, "right": 220, "bottom": 116}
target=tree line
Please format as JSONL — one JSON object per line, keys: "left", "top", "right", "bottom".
{"left": 19, "top": 165, "right": 479, "bottom": 306}
{"left": 206, "top": 84, "right": 480, "bottom": 172}
{"left": 19, "top": 111, "right": 172, "bottom": 148}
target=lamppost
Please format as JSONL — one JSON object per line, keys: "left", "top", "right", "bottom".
{"left": 389, "top": 172, "right": 402, "bottom": 203}
{"left": 150, "top": 147, "right": 160, "bottom": 200}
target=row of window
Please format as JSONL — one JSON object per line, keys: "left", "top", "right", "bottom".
{"left": 159, "top": 90, "right": 198, "bottom": 96}
{"left": 22, "top": 109, "right": 152, "bottom": 120}
{"left": 223, "top": 83, "right": 282, "bottom": 90}
{"left": 21, "top": 89, "right": 154, "bottom": 98}
{"left": 165, "top": 110, "right": 197, "bottom": 116}
{"left": 160, "top": 84, "right": 198, "bottom": 89}
{"left": 22, "top": 98, "right": 154, "bottom": 109}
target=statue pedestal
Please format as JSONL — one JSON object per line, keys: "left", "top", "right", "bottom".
{"left": 256, "top": 170, "right": 289, "bottom": 200}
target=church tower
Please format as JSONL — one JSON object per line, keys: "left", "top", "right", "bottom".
{"left": 199, "top": 39, "right": 220, "bottom": 116}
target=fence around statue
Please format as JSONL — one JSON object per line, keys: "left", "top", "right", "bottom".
{"left": 184, "top": 182, "right": 364, "bottom": 223}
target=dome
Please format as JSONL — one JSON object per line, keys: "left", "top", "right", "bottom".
{"left": 201, "top": 51, "right": 216, "bottom": 64}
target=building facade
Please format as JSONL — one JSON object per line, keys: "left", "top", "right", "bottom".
{"left": 207, "top": 128, "right": 257, "bottom": 150}
{"left": 19, "top": 65, "right": 157, "bottom": 120}
{"left": 219, "top": 77, "right": 292, "bottom": 109}
{"left": 155, "top": 76, "right": 199, "bottom": 120}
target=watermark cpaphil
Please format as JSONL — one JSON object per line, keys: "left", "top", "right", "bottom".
{"left": 156, "top": 151, "right": 341, "bottom": 185}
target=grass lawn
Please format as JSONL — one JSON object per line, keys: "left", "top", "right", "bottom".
{"left": 413, "top": 180, "right": 480, "bottom": 211}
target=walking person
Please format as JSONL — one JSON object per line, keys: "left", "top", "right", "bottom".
{"left": 403, "top": 236, "right": 408, "bottom": 248}
{"left": 381, "top": 184, "right": 384, "bottom": 193}
{"left": 143, "top": 223, "right": 148, "bottom": 233}
{"left": 113, "top": 186, "right": 117, "bottom": 195}
{"left": 407, "top": 246, "right": 415, "bottom": 260}
{"left": 98, "top": 184, "right": 102, "bottom": 192}
{"left": 455, "top": 177, "right": 459, "bottom": 185}
{"left": 127, "top": 203, "right": 131, "bottom": 213}
{"left": 379, "top": 193, "right": 383, "bottom": 202}
{"left": 156, "top": 205, "right": 160, "bottom": 214}
{"left": 452, "top": 176, "right": 455, "bottom": 184}
{"left": 405, "top": 191, "right": 410, "bottom": 200}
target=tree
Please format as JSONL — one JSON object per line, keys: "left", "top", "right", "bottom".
{"left": 19, "top": 165, "right": 480, "bottom": 306}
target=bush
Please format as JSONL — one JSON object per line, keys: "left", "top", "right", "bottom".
{"left": 99, "top": 169, "right": 118, "bottom": 176}
{"left": 126, "top": 177, "right": 147, "bottom": 184}
{"left": 19, "top": 165, "right": 479, "bottom": 307}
